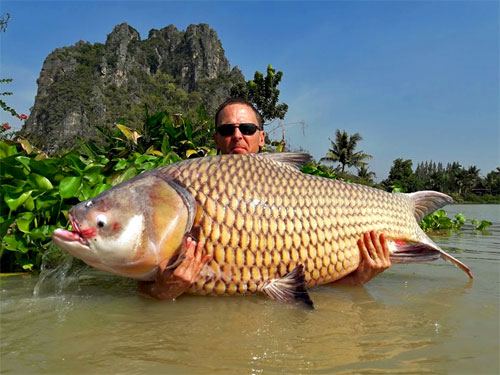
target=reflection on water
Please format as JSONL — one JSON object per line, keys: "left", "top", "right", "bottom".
{"left": 1, "top": 205, "right": 499, "bottom": 374}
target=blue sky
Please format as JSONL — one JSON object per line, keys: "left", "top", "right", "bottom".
{"left": 1, "top": 0, "right": 498, "bottom": 180}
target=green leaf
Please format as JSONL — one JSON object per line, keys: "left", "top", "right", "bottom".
{"left": 0, "top": 156, "right": 29, "bottom": 179}
{"left": 28, "top": 158, "right": 59, "bottom": 177}
{"left": 77, "top": 139, "right": 96, "bottom": 158}
{"left": 301, "top": 165, "right": 316, "bottom": 174}
{"left": 0, "top": 141, "right": 19, "bottom": 159}
{"left": 91, "top": 183, "right": 112, "bottom": 197}
{"left": 4, "top": 190, "right": 33, "bottom": 211}
{"left": 23, "top": 195, "right": 35, "bottom": 211}
{"left": 82, "top": 165, "right": 104, "bottom": 185}
{"left": 61, "top": 151, "right": 86, "bottom": 173}
{"left": 114, "top": 159, "right": 129, "bottom": 171}
{"left": 28, "top": 173, "right": 54, "bottom": 190}
{"left": 2, "top": 234, "right": 18, "bottom": 251}
{"left": 474, "top": 220, "right": 492, "bottom": 231}
{"left": 35, "top": 195, "right": 59, "bottom": 210}
{"left": 117, "top": 166, "right": 137, "bottom": 184}
{"left": 80, "top": 182, "right": 92, "bottom": 201}
{"left": 59, "top": 176, "right": 82, "bottom": 199}
{"left": 27, "top": 225, "right": 52, "bottom": 240}
{"left": 134, "top": 154, "right": 156, "bottom": 165}
{"left": 14, "top": 155, "right": 31, "bottom": 171}
{"left": 22, "top": 263, "right": 34, "bottom": 271}
{"left": 455, "top": 213, "right": 466, "bottom": 225}
{"left": 16, "top": 212, "right": 35, "bottom": 233}
{"left": 137, "top": 161, "right": 157, "bottom": 171}
{"left": 184, "top": 122, "right": 193, "bottom": 140}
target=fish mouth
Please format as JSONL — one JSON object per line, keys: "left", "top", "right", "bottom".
{"left": 52, "top": 214, "right": 90, "bottom": 247}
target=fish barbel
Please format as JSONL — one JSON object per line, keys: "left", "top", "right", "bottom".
{"left": 52, "top": 153, "right": 472, "bottom": 305}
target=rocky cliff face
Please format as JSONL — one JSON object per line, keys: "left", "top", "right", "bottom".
{"left": 21, "top": 23, "right": 244, "bottom": 154}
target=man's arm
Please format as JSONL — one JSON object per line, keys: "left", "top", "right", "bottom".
{"left": 332, "top": 231, "right": 392, "bottom": 286}
{"left": 138, "top": 237, "right": 211, "bottom": 300}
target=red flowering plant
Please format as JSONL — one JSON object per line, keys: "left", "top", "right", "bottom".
{"left": 1, "top": 79, "right": 28, "bottom": 139}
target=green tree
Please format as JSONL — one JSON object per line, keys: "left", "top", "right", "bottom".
{"left": 484, "top": 167, "right": 500, "bottom": 195}
{"left": 230, "top": 64, "right": 288, "bottom": 123}
{"left": 357, "top": 165, "right": 376, "bottom": 185}
{"left": 444, "top": 162, "right": 464, "bottom": 194}
{"left": 320, "top": 129, "right": 372, "bottom": 174}
{"left": 382, "top": 158, "right": 421, "bottom": 192}
{"left": 459, "top": 166, "right": 481, "bottom": 195}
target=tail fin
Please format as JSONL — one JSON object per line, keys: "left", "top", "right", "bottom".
{"left": 389, "top": 191, "right": 473, "bottom": 279}
{"left": 406, "top": 191, "right": 453, "bottom": 222}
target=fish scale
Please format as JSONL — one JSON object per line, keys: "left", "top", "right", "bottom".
{"left": 157, "top": 153, "right": 420, "bottom": 296}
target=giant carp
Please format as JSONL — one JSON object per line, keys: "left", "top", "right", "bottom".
{"left": 52, "top": 153, "right": 472, "bottom": 306}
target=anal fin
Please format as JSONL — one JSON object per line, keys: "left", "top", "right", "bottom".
{"left": 390, "top": 241, "right": 474, "bottom": 279}
{"left": 260, "top": 264, "right": 314, "bottom": 309}
{"left": 390, "top": 242, "right": 441, "bottom": 263}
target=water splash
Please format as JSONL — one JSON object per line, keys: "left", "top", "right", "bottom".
{"left": 33, "top": 243, "right": 88, "bottom": 296}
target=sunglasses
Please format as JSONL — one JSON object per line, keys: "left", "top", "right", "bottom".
{"left": 216, "top": 123, "right": 263, "bottom": 137}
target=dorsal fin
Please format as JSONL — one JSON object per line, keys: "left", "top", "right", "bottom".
{"left": 256, "top": 152, "right": 312, "bottom": 170}
{"left": 406, "top": 191, "right": 453, "bottom": 222}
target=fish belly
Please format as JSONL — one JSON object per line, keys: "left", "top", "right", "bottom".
{"left": 165, "top": 155, "right": 419, "bottom": 296}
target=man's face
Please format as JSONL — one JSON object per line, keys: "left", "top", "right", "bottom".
{"left": 214, "top": 103, "right": 265, "bottom": 154}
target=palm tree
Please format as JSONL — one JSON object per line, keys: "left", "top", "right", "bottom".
{"left": 462, "top": 166, "right": 481, "bottom": 195}
{"left": 320, "top": 129, "right": 372, "bottom": 173}
{"left": 484, "top": 167, "right": 500, "bottom": 195}
{"left": 357, "top": 165, "right": 376, "bottom": 185}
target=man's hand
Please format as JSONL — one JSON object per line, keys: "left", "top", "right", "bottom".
{"left": 333, "top": 231, "right": 391, "bottom": 286}
{"left": 138, "top": 237, "right": 212, "bottom": 300}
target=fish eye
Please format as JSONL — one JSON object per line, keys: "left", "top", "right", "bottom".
{"left": 96, "top": 214, "right": 107, "bottom": 228}
{"left": 85, "top": 201, "right": 93, "bottom": 208}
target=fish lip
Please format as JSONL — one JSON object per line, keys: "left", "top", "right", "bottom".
{"left": 68, "top": 213, "right": 90, "bottom": 247}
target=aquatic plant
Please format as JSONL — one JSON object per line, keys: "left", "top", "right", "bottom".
{"left": 419, "top": 210, "right": 466, "bottom": 232}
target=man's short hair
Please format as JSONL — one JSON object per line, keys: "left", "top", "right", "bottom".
{"left": 214, "top": 98, "right": 263, "bottom": 127}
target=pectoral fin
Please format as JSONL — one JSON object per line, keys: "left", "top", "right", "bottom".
{"left": 260, "top": 265, "right": 314, "bottom": 309}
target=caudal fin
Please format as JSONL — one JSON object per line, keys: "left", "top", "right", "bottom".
{"left": 406, "top": 191, "right": 453, "bottom": 222}
{"left": 394, "top": 191, "right": 473, "bottom": 278}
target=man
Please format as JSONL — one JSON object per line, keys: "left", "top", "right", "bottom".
{"left": 141, "top": 98, "right": 391, "bottom": 299}
{"left": 213, "top": 98, "right": 391, "bottom": 286}
{"left": 213, "top": 98, "right": 266, "bottom": 155}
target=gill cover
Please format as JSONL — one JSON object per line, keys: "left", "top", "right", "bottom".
{"left": 113, "top": 170, "right": 196, "bottom": 279}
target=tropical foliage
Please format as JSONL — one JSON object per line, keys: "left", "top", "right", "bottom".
{"left": 356, "top": 165, "right": 377, "bottom": 185}
{"left": 320, "top": 129, "right": 372, "bottom": 174}
{"left": 230, "top": 64, "right": 288, "bottom": 123}
{"left": 382, "top": 158, "right": 500, "bottom": 202}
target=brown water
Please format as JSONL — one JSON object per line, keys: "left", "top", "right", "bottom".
{"left": 1, "top": 204, "right": 499, "bottom": 374}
